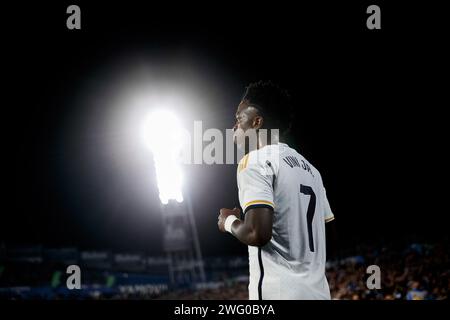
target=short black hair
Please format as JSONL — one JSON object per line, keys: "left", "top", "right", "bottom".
{"left": 242, "top": 80, "right": 293, "bottom": 137}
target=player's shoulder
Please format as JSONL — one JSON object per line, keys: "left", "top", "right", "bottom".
{"left": 237, "top": 153, "right": 251, "bottom": 173}
{"left": 249, "top": 143, "right": 282, "bottom": 167}
{"left": 237, "top": 145, "right": 278, "bottom": 174}
{"left": 288, "top": 146, "right": 324, "bottom": 183}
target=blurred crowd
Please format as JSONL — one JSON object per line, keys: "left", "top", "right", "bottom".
{"left": 327, "top": 242, "right": 449, "bottom": 300}
{"left": 154, "top": 242, "right": 449, "bottom": 300}
{"left": 1, "top": 242, "right": 448, "bottom": 300}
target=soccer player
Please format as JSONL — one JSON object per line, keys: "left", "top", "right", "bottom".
{"left": 218, "top": 81, "right": 336, "bottom": 300}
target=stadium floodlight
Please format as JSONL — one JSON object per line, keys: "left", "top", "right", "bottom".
{"left": 141, "top": 107, "right": 206, "bottom": 284}
{"left": 141, "top": 110, "right": 185, "bottom": 205}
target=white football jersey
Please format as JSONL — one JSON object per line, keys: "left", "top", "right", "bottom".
{"left": 237, "top": 143, "right": 334, "bottom": 300}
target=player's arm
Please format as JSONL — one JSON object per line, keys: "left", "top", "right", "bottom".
{"left": 218, "top": 207, "right": 273, "bottom": 247}
{"left": 218, "top": 154, "right": 275, "bottom": 247}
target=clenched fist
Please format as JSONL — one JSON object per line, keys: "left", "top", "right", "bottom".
{"left": 217, "top": 207, "right": 241, "bottom": 232}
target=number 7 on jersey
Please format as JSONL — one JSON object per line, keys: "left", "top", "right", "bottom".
{"left": 300, "top": 184, "right": 316, "bottom": 252}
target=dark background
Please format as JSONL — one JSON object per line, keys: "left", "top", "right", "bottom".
{"left": 2, "top": 1, "right": 448, "bottom": 257}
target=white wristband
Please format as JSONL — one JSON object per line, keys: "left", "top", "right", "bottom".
{"left": 224, "top": 215, "right": 239, "bottom": 233}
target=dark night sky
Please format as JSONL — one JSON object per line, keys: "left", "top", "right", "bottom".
{"left": 2, "top": 2, "right": 447, "bottom": 256}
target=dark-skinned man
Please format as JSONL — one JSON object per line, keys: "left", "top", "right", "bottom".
{"left": 218, "top": 81, "right": 336, "bottom": 300}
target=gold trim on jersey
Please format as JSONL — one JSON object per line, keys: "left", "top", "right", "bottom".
{"left": 238, "top": 154, "right": 250, "bottom": 173}
{"left": 325, "top": 216, "right": 335, "bottom": 223}
{"left": 244, "top": 199, "right": 275, "bottom": 210}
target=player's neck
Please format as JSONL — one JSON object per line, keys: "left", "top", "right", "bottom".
{"left": 256, "top": 132, "right": 281, "bottom": 149}
{"left": 257, "top": 140, "right": 268, "bottom": 149}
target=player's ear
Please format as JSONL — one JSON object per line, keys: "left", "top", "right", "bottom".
{"left": 253, "top": 115, "right": 263, "bottom": 129}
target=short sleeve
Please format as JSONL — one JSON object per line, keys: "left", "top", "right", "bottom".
{"left": 323, "top": 187, "right": 335, "bottom": 223}
{"left": 238, "top": 155, "right": 275, "bottom": 214}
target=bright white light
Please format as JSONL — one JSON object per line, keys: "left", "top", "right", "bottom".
{"left": 141, "top": 110, "right": 185, "bottom": 205}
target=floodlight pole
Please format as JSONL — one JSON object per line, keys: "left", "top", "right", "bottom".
{"left": 160, "top": 192, "right": 206, "bottom": 287}
{"left": 185, "top": 190, "right": 206, "bottom": 283}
